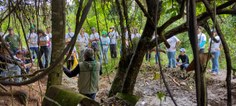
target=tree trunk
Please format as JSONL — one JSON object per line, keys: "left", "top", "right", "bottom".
{"left": 121, "top": 0, "right": 157, "bottom": 94}
{"left": 187, "top": 0, "right": 206, "bottom": 105}
{"left": 47, "top": 0, "right": 65, "bottom": 88}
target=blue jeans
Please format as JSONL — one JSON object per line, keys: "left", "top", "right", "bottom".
{"left": 102, "top": 47, "right": 109, "bottom": 64}
{"left": 30, "top": 47, "right": 39, "bottom": 59}
{"left": 211, "top": 51, "right": 220, "bottom": 74}
{"left": 167, "top": 51, "right": 176, "bottom": 68}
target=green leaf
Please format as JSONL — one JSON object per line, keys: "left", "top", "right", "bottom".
{"left": 153, "top": 72, "right": 160, "bottom": 80}
{"left": 156, "top": 91, "right": 166, "bottom": 101}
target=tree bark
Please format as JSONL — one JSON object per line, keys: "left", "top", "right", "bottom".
{"left": 47, "top": 0, "right": 65, "bottom": 88}
{"left": 187, "top": 0, "right": 207, "bottom": 105}
{"left": 121, "top": 0, "right": 157, "bottom": 94}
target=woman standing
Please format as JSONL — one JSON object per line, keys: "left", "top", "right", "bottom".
{"left": 209, "top": 30, "right": 221, "bottom": 75}
{"left": 38, "top": 30, "right": 50, "bottom": 69}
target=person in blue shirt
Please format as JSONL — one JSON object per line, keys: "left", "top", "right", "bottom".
{"left": 197, "top": 26, "right": 207, "bottom": 53}
{"left": 101, "top": 31, "right": 110, "bottom": 64}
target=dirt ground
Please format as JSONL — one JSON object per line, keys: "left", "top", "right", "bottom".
{"left": 0, "top": 64, "right": 236, "bottom": 106}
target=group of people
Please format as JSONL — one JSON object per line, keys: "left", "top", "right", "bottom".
{"left": 163, "top": 26, "right": 221, "bottom": 75}
{"left": 0, "top": 25, "right": 222, "bottom": 100}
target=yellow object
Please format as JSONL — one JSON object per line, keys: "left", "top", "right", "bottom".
{"left": 72, "top": 53, "right": 78, "bottom": 70}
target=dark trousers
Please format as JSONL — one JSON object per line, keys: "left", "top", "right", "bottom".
{"left": 30, "top": 47, "right": 39, "bottom": 59}
{"left": 39, "top": 46, "right": 49, "bottom": 69}
{"left": 67, "top": 59, "right": 74, "bottom": 70}
{"left": 110, "top": 44, "right": 117, "bottom": 58}
{"left": 82, "top": 93, "right": 96, "bottom": 100}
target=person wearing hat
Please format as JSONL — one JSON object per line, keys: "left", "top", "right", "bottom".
{"left": 26, "top": 27, "right": 38, "bottom": 61}
{"left": 101, "top": 31, "right": 110, "bottom": 64}
{"left": 176, "top": 48, "right": 189, "bottom": 70}
{"left": 63, "top": 48, "right": 102, "bottom": 100}
{"left": 209, "top": 30, "right": 221, "bottom": 75}
{"left": 197, "top": 26, "right": 207, "bottom": 53}
{"left": 38, "top": 29, "right": 50, "bottom": 69}
{"left": 5, "top": 27, "right": 22, "bottom": 54}
{"left": 89, "top": 27, "right": 101, "bottom": 63}
{"left": 108, "top": 26, "right": 119, "bottom": 58}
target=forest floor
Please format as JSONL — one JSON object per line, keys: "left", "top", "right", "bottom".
{"left": 0, "top": 63, "right": 236, "bottom": 106}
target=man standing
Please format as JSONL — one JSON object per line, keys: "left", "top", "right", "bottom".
{"left": 5, "top": 28, "right": 22, "bottom": 54}
{"left": 63, "top": 48, "right": 102, "bottom": 100}
{"left": 197, "top": 26, "right": 207, "bottom": 53}
{"left": 209, "top": 30, "right": 221, "bottom": 75}
{"left": 89, "top": 27, "right": 101, "bottom": 63}
{"left": 108, "top": 26, "right": 119, "bottom": 58}
{"left": 166, "top": 35, "right": 181, "bottom": 68}
{"left": 65, "top": 27, "right": 77, "bottom": 69}
{"left": 26, "top": 27, "right": 38, "bottom": 61}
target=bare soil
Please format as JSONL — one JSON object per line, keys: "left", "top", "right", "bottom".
{"left": 0, "top": 64, "right": 236, "bottom": 106}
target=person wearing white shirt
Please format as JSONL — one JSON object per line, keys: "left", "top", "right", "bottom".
{"left": 65, "top": 27, "right": 75, "bottom": 44}
{"left": 26, "top": 28, "right": 38, "bottom": 60}
{"left": 108, "top": 26, "right": 119, "bottom": 58}
{"left": 131, "top": 28, "right": 141, "bottom": 40}
{"left": 89, "top": 27, "right": 101, "bottom": 63}
{"left": 167, "top": 36, "right": 181, "bottom": 68}
{"left": 38, "top": 29, "right": 50, "bottom": 69}
{"left": 78, "top": 28, "right": 89, "bottom": 62}
{"left": 197, "top": 26, "right": 207, "bottom": 53}
{"left": 101, "top": 31, "right": 110, "bottom": 64}
{"left": 45, "top": 27, "right": 52, "bottom": 64}
{"left": 65, "top": 27, "right": 77, "bottom": 69}
{"left": 209, "top": 30, "right": 221, "bottom": 75}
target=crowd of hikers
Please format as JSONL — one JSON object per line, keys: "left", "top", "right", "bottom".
{"left": 0, "top": 26, "right": 222, "bottom": 99}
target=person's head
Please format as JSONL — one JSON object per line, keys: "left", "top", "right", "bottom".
{"left": 197, "top": 26, "right": 202, "bottom": 34}
{"left": 68, "top": 27, "right": 72, "bottom": 32}
{"left": 102, "top": 31, "right": 107, "bottom": 37}
{"left": 91, "top": 27, "right": 96, "bottom": 33}
{"left": 180, "top": 48, "right": 186, "bottom": 55}
{"left": 84, "top": 48, "right": 94, "bottom": 60}
{"left": 30, "top": 27, "right": 35, "bottom": 33}
{"left": 37, "top": 29, "right": 45, "bottom": 36}
{"left": 46, "top": 27, "right": 51, "bottom": 33}
{"left": 110, "top": 26, "right": 115, "bottom": 32}
{"left": 133, "top": 28, "right": 138, "bottom": 33}
{"left": 211, "top": 29, "right": 217, "bottom": 37}
{"left": 80, "top": 28, "right": 85, "bottom": 33}
{"left": 16, "top": 50, "right": 24, "bottom": 58}
{"left": 124, "top": 27, "right": 127, "bottom": 31}
{"left": 8, "top": 27, "right": 14, "bottom": 35}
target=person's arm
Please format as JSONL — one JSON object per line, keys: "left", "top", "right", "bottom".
{"left": 63, "top": 65, "right": 80, "bottom": 78}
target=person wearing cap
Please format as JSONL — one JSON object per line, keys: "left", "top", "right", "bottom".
{"left": 0, "top": 44, "right": 22, "bottom": 82}
{"left": 176, "top": 48, "right": 189, "bottom": 70}
{"left": 78, "top": 28, "right": 89, "bottom": 62}
{"left": 108, "top": 26, "right": 119, "bottom": 58}
{"left": 89, "top": 27, "right": 101, "bottom": 63}
{"left": 63, "top": 48, "right": 102, "bottom": 100}
{"left": 101, "top": 31, "right": 110, "bottom": 64}
{"left": 26, "top": 27, "right": 38, "bottom": 61}
{"left": 38, "top": 29, "right": 50, "bottom": 69}
{"left": 197, "top": 26, "right": 207, "bottom": 53}
{"left": 5, "top": 28, "right": 22, "bottom": 54}
{"left": 209, "top": 30, "right": 221, "bottom": 75}
{"left": 166, "top": 35, "right": 181, "bottom": 68}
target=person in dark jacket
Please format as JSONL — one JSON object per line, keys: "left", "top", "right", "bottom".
{"left": 63, "top": 48, "right": 102, "bottom": 100}
{"left": 176, "top": 48, "right": 189, "bottom": 70}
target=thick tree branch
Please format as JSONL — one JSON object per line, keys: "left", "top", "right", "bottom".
{"left": 158, "top": 0, "right": 185, "bottom": 32}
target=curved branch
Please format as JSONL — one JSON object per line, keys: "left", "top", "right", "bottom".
{"left": 158, "top": 0, "right": 185, "bottom": 32}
